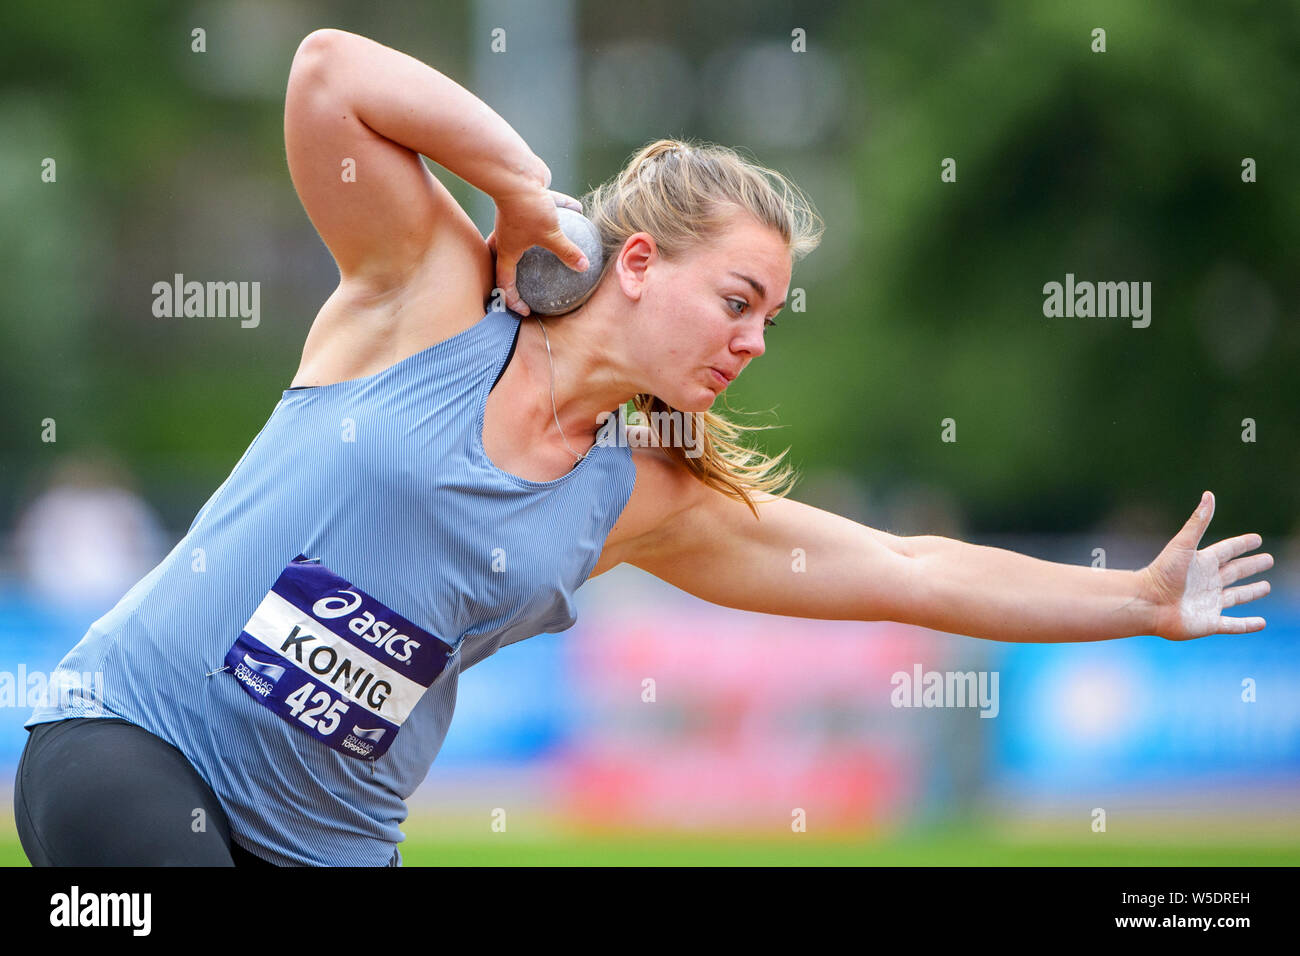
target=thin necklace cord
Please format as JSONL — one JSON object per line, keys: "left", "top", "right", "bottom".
{"left": 536, "top": 318, "right": 586, "bottom": 464}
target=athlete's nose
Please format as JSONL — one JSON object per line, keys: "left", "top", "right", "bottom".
{"left": 734, "top": 322, "right": 766, "bottom": 360}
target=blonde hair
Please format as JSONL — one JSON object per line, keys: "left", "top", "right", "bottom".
{"left": 580, "top": 138, "right": 824, "bottom": 519}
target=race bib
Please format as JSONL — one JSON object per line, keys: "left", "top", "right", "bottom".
{"left": 224, "top": 554, "right": 454, "bottom": 761}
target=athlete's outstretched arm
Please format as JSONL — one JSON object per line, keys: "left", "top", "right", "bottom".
{"left": 629, "top": 478, "right": 1272, "bottom": 643}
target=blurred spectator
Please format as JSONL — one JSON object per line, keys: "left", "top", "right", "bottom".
{"left": 12, "top": 450, "right": 169, "bottom": 614}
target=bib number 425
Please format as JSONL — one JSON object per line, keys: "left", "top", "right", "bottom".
{"left": 285, "top": 682, "right": 349, "bottom": 736}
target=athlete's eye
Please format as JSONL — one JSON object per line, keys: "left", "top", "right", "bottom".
{"left": 729, "top": 297, "right": 777, "bottom": 329}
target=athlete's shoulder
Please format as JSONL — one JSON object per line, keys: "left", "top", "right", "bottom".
{"left": 289, "top": 242, "right": 499, "bottom": 389}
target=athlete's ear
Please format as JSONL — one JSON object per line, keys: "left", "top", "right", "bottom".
{"left": 613, "top": 233, "right": 655, "bottom": 303}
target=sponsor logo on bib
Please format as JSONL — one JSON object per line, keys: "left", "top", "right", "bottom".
{"left": 223, "top": 554, "right": 453, "bottom": 761}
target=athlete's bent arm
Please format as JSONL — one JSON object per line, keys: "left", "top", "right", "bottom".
{"left": 629, "top": 474, "right": 1272, "bottom": 644}
{"left": 285, "top": 27, "right": 552, "bottom": 286}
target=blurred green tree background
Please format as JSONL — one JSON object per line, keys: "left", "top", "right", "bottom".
{"left": 1, "top": 0, "right": 1294, "bottom": 543}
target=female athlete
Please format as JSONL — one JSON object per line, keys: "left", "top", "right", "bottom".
{"left": 12, "top": 28, "right": 1273, "bottom": 866}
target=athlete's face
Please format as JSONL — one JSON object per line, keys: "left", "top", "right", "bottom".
{"left": 624, "top": 208, "right": 791, "bottom": 413}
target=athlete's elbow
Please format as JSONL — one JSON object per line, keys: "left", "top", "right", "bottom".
{"left": 291, "top": 29, "right": 352, "bottom": 89}
{"left": 897, "top": 534, "right": 949, "bottom": 560}
{"left": 295, "top": 28, "right": 348, "bottom": 63}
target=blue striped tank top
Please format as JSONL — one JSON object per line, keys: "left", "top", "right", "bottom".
{"left": 24, "top": 306, "right": 638, "bottom": 866}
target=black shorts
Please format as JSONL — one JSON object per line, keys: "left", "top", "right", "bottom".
{"left": 12, "top": 716, "right": 279, "bottom": 866}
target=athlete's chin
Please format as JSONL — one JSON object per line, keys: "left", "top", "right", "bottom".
{"left": 645, "top": 382, "right": 720, "bottom": 414}
{"left": 672, "top": 390, "right": 719, "bottom": 414}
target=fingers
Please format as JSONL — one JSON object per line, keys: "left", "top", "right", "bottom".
{"left": 545, "top": 192, "right": 591, "bottom": 271}
{"left": 502, "top": 277, "right": 529, "bottom": 315}
{"left": 1223, "top": 579, "right": 1271, "bottom": 608}
{"left": 1177, "top": 491, "right": 1215, "bottom": 549}
{"left": 1220, "top": 551, "right": 1273, "bottom": 586}
{"left": 493, "top": 252, "right": 530, "bottom": 316}
{"left": 1208, "top": 532, "right": 1264, "bottom": 564}
{"left": 544, "top": 234, "right": 590, "bottom": 273}
{"left": 1214, "top": 614, "right": 1266, "bottom": 634}
{"left": 487, "top": 229, "right": 532, "bottom": 314}
{"left": 549, "top": 190, "right": 583, "bottom": 212}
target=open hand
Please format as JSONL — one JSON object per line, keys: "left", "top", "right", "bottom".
{"left": 1139, "top": 491, "right": 1273, "bottom": 640}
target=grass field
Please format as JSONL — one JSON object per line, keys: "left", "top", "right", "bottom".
{"left": 5, "top": 808, "right": 1300, "bottom": 865}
